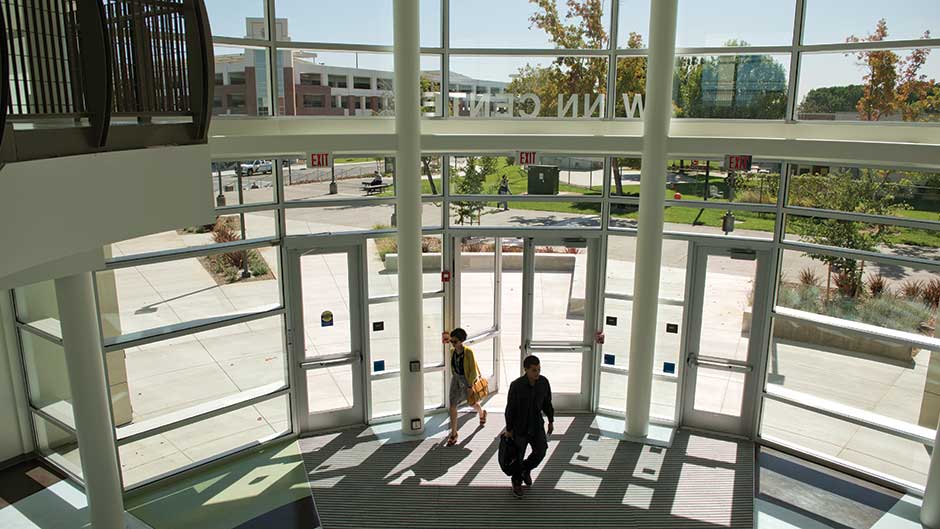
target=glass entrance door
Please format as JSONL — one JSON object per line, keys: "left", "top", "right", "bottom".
{"left": 288, "top": 244, "right": 365, "bottom": 432}
{"left": 453, "top": 236, "right": 503, "bottom": 393}
{"left": 521, "top": 237, "right": 600, "bottom": 410}
{"left": 681, "top": 244, "right": 772, "bottom": 437}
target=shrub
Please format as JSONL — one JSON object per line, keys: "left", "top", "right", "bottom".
{"left": 777, "top": 284, "right": 821, "bottom": 313}
{"left": 901, "top": 279, "right": 924, "bottom": 300}
{"left": 799, "top": 267, "right": 820, "bottom": 287}
{"left": 248, "top": 251, "right": 270, "bottom": 277}
{"left": 211, "top": 217, "right": 240, "bottom": 244}
{"left": 834, "top": 270, "right": 862, "bottom": 298}
{"left": 923, "top": 278, "right": 940, "bottom": 309}
{"left": 856, "top": 295, "right": 932, "bottom": 334}
{"left": 866, "top": 274, "right": 889, "bottom": 298}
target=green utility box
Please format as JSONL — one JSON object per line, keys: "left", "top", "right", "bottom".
{"left": 527, "top": 165, "right": 560, "bottom": 195}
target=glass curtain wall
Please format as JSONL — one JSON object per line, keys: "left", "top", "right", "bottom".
{"left": 207, "top": 0, "right": 940, "bottom": 124}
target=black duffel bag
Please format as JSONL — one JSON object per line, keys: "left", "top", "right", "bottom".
{"left": 498, "top": 434, "right": 518, "bottom": 476}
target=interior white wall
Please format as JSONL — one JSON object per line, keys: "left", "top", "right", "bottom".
{"left": 0, "top": 292, "right": 32, "bottom": 463}
{"left": 0, "top": 144, "right": 215, "bottom": 287}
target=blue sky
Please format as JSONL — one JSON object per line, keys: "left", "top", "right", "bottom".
{"left": 207, "top": 0, "right": 940, "bottom": 103}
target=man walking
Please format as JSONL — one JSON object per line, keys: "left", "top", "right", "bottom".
{"left": 503, "top": 355, "right": 554, "bottom": 498}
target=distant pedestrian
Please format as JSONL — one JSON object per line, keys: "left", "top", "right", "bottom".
{"left": 503, "top": 355, "right": 553, "bottom": 498}
{"left": 497, "top": 175, "right": 511, "bottom": 211}
{"left": 370, "top": 170, "right": 383, "bottom": 186}
{"left": 446, "top": 328, "right": 486, "bottom": 446}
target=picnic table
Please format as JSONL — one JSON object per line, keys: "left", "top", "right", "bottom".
{"left": 361, "top": 182, "right": 393, "bottom": 196}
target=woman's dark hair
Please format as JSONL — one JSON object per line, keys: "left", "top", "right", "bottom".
{"left": 523, "top": 355, "right": 540, "bottom": 369}
{"left": 450, "top": 328, "right": 468, "bottom": 342}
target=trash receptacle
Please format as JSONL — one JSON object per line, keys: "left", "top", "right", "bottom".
{"left": 527, "top": 165, "right": 560, "bottom": 195}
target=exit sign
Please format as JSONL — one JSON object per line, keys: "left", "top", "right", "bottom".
{"left": 724, "top": 154, "right": 752, "bottom": 172}
{"left": 310, "top": 152, "right": 330, "bottom": 167}
{"left": 518, "top": 151, "right": 537, "bottom": 165}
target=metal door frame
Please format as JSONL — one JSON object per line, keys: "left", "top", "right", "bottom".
{"left": 521, "top": 234, "right": 602, "bottom": 411}
{"left": 287, "top": 239, "right": 368, "bottom": 433}
{"left": 678, "top": 241, "right": 773, "bottom": 437}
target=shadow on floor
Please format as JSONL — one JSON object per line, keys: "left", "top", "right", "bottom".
{"left": 126, "top": 439, "right": 319, "bottom": 529}
{"left": 300, "top": 414, "right": 754, "bottom": 529}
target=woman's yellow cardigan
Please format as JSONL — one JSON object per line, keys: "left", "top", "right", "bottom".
{"left": 454, "top": 346, "right": 480, "bottom": 383}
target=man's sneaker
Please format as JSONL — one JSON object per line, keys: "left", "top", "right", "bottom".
{"left": 512, "top": 483, "right": 524, "bottom": 498}
{"left": 522, "top": 470, "right": 533, "bottom": 487}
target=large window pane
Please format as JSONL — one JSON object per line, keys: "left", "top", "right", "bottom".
{"left": 451, "top": 0, "right": 611, "bottom": 49}
{"left": 14, "top": 280, "right": 59, "bottom": 330}
{"left": 797, "top": 50, "right": 940, "bottom": 123}
{"left": 275, "top": 50, "right": 441, "bottom": 117}
{"left": 766, "top": 319, "right": 936, "bottom": 432}
{"left": 210, "top": 160, "right": 277, "bottom": 206}
{"left": 214, "top": 46, "right": 271, "bottom": 116}
{"left": 449, "top": 155, "right": 602, "bottom": 196}
{"left": 273, "top": 0, "right": 440, "bottom": 47}
{"left": 20, "top": 332, "right": 72, "bottom": 425}
{"left": 616, "top": 0, "right": 650, "bottom": 49}
{"left": 449, "top": 56, "right": 608, "bottom": 119}
{"left": 97, "top": 250, "right": 281, "bottom": 336}
{"left": 285, "top": 155, "right": 395, "bottom": 200}
{"left": 109, "top": 214, "right": 277, "bottom": 258}
{"left": 676, "top": 0, "right": 793, "bottom": 47}
{"left": 665, "top": 206, "right": 775, "bottom": 238}
{"left": 802, "top": 1, "right": 939, "bottom": 45}
{"left": 775, "top": 250, "right": 939, "bottom": 338}
{"left": 204, "top": 0, "right": 266, "bottom": 39}
{"left": 788, "top": 164, "right": 940, "bottom": 222}
{"left": 116, "top": 316, "right": 285, "bottom": 427}
{"left": 761, "top": 399, "right": 930, "bottom": 487}
{"left": 614, "top": 56, "right": 648, "bottom": 118}
{"left": 33, "top": 413, "right": 81, "bottom": 479}
{"left": 611, "top": 158, "right": 781, "bottom": 205}
{"left": 674, "top": 54, "right": 790, "bottom": 119}
{"left": 785, "top": 215, "right": 940, "bottom": 257}
{"left": 119, "top": 395, "right": 290, "bottom": 487}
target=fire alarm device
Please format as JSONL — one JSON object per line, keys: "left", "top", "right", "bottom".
{"left": 441, "top": 270, "right": 451, "bottom": 283}
{"left": 595, "top": 331, "right": 605, "bottom": 344}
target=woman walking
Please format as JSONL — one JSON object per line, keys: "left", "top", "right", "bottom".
{"left": 447, "top": 328, "right": 487, "bottom": 446}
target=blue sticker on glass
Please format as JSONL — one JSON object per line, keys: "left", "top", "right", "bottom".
{"left": 663, "top": 362, "right": 675, "bottom": 374}
{"left": 374, "top": 360, "right": 385, "bottom": 373}
{"left": 603, "top": 354, "right": 615, "bottom": 366}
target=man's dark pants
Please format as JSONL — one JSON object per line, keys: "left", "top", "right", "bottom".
{"left": 510, "top": 428, "right": 548, "bottom": 486}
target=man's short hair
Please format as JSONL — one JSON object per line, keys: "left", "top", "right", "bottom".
{"left": 450, "top": 328, "right": 468, "bottom": 341}
{"left": 523, "top": 355, "right": 540, "bottom": 369}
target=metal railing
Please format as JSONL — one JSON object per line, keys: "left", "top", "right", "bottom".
{"left": 0, "top": 0, "right": 213, "bottom": 162}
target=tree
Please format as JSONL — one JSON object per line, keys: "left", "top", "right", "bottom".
{"left": 506, "top": 1, "right": 615, "bottom": 117}
{"left": 789, "top": 168, "right": 912, "bottom": 296}
{"left": 847, "top": 19, "right": 939, "bottom": 122}
{"left": 452, "top": 157, "right": 486, "bottom": 224}
{"left": 798, "top": 85, "right": 865, "bottom": 114}
{"left": 421, "top": 156, "right": 438, "bottom": 195}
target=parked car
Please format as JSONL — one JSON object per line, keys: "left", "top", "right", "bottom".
{"left": 239, "top": 160, "right": 272, "bottom": 176}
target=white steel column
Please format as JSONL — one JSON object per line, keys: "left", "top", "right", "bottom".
{"left": 393, "top": 0, "right": 425, "bottom": 435}
{"left": 923, "top": 424, "right": 940, "bottom": 528}
{"left": 55, "top": 273, "right": 125, "bottom": 528}
{"left": 625, "top": 0, "right": 678, "bottom": 438}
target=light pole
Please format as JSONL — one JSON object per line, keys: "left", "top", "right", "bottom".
{"left": 216, "top": 165, "right": 226, "bottom": 207}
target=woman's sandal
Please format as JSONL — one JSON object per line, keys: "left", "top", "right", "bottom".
{"left": 446, "top": 432, "right": 458, "bottom": 446}
{"left": 480, "top": 410, "right": 488, "bottom": 426}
